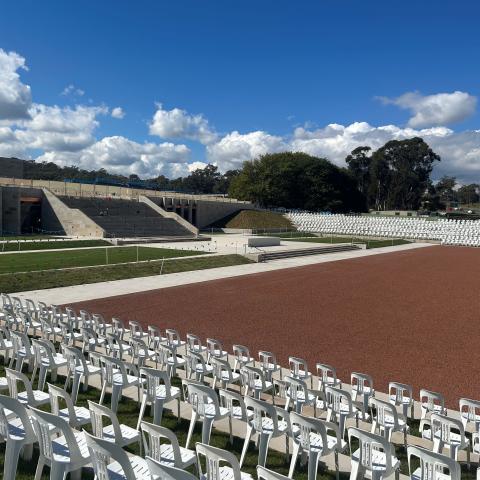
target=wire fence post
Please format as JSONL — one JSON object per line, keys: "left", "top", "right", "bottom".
{"left": 106, "top": 247, "right": 109, "bottom": 265}
{"left": 160, "top": 257, "right": 165, "bottom": 275}
{"left": 136, "top": 245, "right": 139, "bottom": 263}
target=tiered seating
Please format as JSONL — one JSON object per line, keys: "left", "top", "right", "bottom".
{"left": 0, "top": 291, "right": 476, "bottom": 480}
{"left": 59, "top": 196, "right": 194, "bottom": 238}
{"left": 287, "top": 211, "right": 480, "bottom": 247}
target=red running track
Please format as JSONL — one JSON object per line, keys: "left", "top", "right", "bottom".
{"left": 69, "top": 245, "right": 480, "bottom": 407}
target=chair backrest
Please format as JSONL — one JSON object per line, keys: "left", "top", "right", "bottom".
{"left": 158, "top": 343, "right": 179, "bottom": 367}
{"left": 288, "top": 356, "right": 308, "bottom": 378}
{"left": 206, "top": 338, "right": 223, "bottom": 357}
{"left": 48, "top": 383, "right": 76, "bottom": 421}
{"left": 88, "top": 400, "right": 122, "bottom": 440}
{"left": 186, "top": 350, "right": 206, "bottom": 375}
{"left": 166, "top": 329, "right": 182, "bottom": 345}
{"left": 211, "top": 357, "right": 234, "bottom": 383}
{"left": 131, "top": 337, "right": 150, "bottom": 360}
{"left": 141, "top": 421, "right": 183, "bottom": 465}
{"left": 459, "top": 398, "right": 480, "bottom": 429}
{"left": 325, "top": 386, "right": 354, "bottom": 415}
{"left": 371, "top": 397, "right": 400, "bottom": 429}
{"left": 420, "top": 389, "right": 445, "bottom": 416}
{"left": 219, "top": 389, "right": 248, "bottom": 421}
{"left": 407, "top": 445, "right": 461, "bottom": 480}
{"left": 5, "top": 367, "right": 33, "bottom": 402}
{"left": 348, "top": 427, "right": 395, "bottom": 475}
{"left": 316, "top": 363, "right": 338, "bottom": 390}
{"left": 389, "top": 381, "right": 413, "bottom": 406}
{"left": 31, "top": 407, "right": 82, "bottom": 464}
{"left": 430, "top": 413, "right": 466, "bottom": 447}
{"left": 196, "top": 442, "right": 242, "bottom": 480}
{"left": 129, "top": 320, "right": 144, "bottom": 337}
{"left": 233, "top": 344, "right": 250, "bottom": 361}
{"left": 84, "top": 429, "right": 137, "bottom": 479}
{"left": 258, "top": 351, "right": 277, "bottom": 371}
{"left": 284, "top": 375, "right": 308, "bottom": 404}
{"left": 241, "top": 365, "right": 266, "bottom": 392}
{"left": 146, "top": 456, "right": 198, "bottom": 480}
{"left": 148, "top": 325, "right": 163, "bottom": 348}
{"left": 290, "top": 411, "right": 331, "bottom": 453}
{"left": 140, "top": 367, "right": 171, "bottom": 401}
{"left": 63, "top": 345, "right": 88, "bottom": 373}
{"left": 244, "top": 396, "right": 279, "bottom": 434}
{"left": 351, "top": 372, "right": 373, "bottom": 395}
{"left": 0, "top": 394, "right": 36, "bottom": 442}
{"left": 112, "top": 317, "right": 126, "bottom": 339}
{"left": 10, "top": 330, "right": 30, "bottom": 355}
{"left": 187, "top": 333, "right": 202, "bottom": 352}
{"left": 186, "top": 383, "right": 220, "bottom": 418}
{"left": 257, "top": 466, "right": 290, "bottom": 480}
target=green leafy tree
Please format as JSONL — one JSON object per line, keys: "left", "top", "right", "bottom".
{"left": 457, "top": 183, "right": 479, "bottom": 205}
{"left": 345, "top": 146, "right": 371, "bottom": 195}
{"left": 435, "top": 176, "right": 457, "bottom": 206}
{"left": 229, "top": 152, "right": 366, "bottom": 212}
{"left": 368, "top": 138, "right": 440, "bottom": 210}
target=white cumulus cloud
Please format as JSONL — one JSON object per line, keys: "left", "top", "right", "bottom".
{"left": 149, "top": 103, "right": 217, "bottom": 145}
{"left": 60, "top": 84, "right": 85, "bottom": 97}
{"left": 111, "top": 107, "right": 125, "bottom": 119}
{"left": 379, "top": 91, "right": 477, "bottom": 128}
{"left": 0, "top": 49, "right": 32, "bottom": 120}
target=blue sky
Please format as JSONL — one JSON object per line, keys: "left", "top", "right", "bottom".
{"left": 0, "top": 0, "right": 479, "bottom": 180}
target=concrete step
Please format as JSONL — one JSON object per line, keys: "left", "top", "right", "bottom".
{"left": 260, "top": 244, "right": 360, "bottom": 261}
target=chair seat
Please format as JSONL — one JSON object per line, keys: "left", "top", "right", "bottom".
{"left": 108, "top": 455, "right": 150, "bottom": 479}
{"left": 158, "top": 444, "right": 196, "bottom": 468}
{"left": 389, "top": 394, "right": 411, "bottom": 406}
{"left": 76, "top": 364, "right": 102, "bottom": 376}
{"left": 220, "top": 372, "right": 240, "bottom": 383}
{"left": 112, "top": 373, "right": 140, "bottom": 386}
{"left": 53, "top": 430, "right": 90, "bottom": 463}
{"left": 18, "top": 389, "right": 50, "bottom": 406}
{"left": 213, "top": 466, "right": 253, "bottom": 480}
{"left": 6, "top": 417, "right": 30, "bottom": 442}
{"left": 41, "top": 354, "right": 67, "bottom": 368}
{"left": 202, "top": 404, "right": 230, "bottom": 419}
{"left": 0, "top": 376, "right": 8, "bottom": 390}
{"left": 351, "top": 448, "right": 400, "bottom": 472}
{"left": 166, "top": 356, "right": 186, "bottom": 367}
{"left": 59, "top": 406, "right": 91, "bottom": 426}
{"left": 252, "top": 379, "right": 273, "bottom": 391}
{"left": 103, "top": 423, "right": 140, "bottom": 446}
{"left": 153, "top": 385, "right": 181, "bottom": 401}
{"left": 412, "top": 467, "right": 450, "bottom": 480}
{"left": 306, "top": 432, "right": 347, "bottom": 453}
{"left": 232, "top": 406, "right": 254, "bottom": 421}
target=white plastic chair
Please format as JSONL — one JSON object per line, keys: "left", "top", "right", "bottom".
{"left": 370, "top": 397, "right": 409, "bottom": 445}
{"left": 240, "top": 396, "right": 292, "bottom": 467}
{"left": 219, "top": 388, "right": 253, "bottom": 444}
{"left": 0, "top": 394, "right": 36, "bottom": 480}
{"left": 420, "top": 389, "right": 446, "bottom": 420}
{"left": 185, "top": 350, "right": 213, "bottom": 382}
{"left": 5, "top": 367, "right": 50, "bottom": 406}
{"left": 148, "top": 325, "right": 166, "bottom": 349}
{"left": 258, "top": 350, "right": 281, "bottom": 382}
{"left": 197, "top": 442, "right": 253, "bottom": 480}
{"left": 106, "top": 332, "right": 133, "bottom": 360}
{"left": 131, "top": 336, "right": 157, "bottom": 368}
{"left": 232, "top": 344, "right": 254, "bottom": 372}
{"left": 99, "top": 355, "right": 142, "bottom": 412}
{"left": 137, "top": 367, "right": 181, "bottom": 429}
{"left": 63, "top": 345, "right": 102, "bottom": 403}
{"left": 284, "top": 375, "right": 317, "bottom": 414}
{"left": 241, "top": 365, "right": 273, "bottom": 399}
{"left": 130, "top": 320, "right": 149, "bottom": 340}
{"left": 389, "top": 382, "right": 414, "bottom": 419}
{"left": 84, "top": 429, "right": 150, "bottom": 479}
{"left": 158, "top": 343, "right": 186, "bottom": 378}
{"left": 348, "top": 427, "right": 400, "bottom": 480}
{"left": 317, "top": 363, "right": 342, "bottom": 392}
{"left": 141, "top": 421, "right": 196, "bottom": 470}
{"left": 351, "top": 372, "right": 374, "bottom": 420}
{"left": 9, "top": 330, "right": 34, "bottom": 371}
{"left": 206, "top": 338, "right": 228, "bottom": 363}
{"left": 325, "top": 386, "right": 360, "bottom": 438}
{"left": 0, "top": 326, "right": 13, "bottom": 365}
{"left": 459, "top": 398, "right": 480, "bottom": 431}
{"left": 89, "top": 400, "right": 142, "bottom": 451}
{"left": 289, "top": 356, "right": 312, "bottom": 387}
{"left": 407, "top": 445, "right": 461, "bottom": 480}
{"left": 113, "top": 317, "right": 130, "bottom": 341}
{"left": 185, "top": 383, "right": 230, "bottom": 449}
{"left": 166, "top": 328, "right": 186, "bottom": 351}
{"left": 211, "top": 356, "right": 241, "bottom": 390}
{"left": 48, "top": 383, "right": 91, "bottom": 428}
{"left": 421, "top": 413, "right": 470, "bottom": 464}
{"left": 31, "top": 338, "right": 67, "bottom": 390}
{"left": 30, "top": 406, "right": 90, "bottom": 480}
{"left": 187, "top": 333, "right": 207, "bottom": 354}
{"left": 289, "top": 411, "right": 347, "bottom": 480}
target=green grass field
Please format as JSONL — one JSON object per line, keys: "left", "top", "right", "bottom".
{"left": 209, "top": 209, "right": 294, "bottom": 230}
{"left": 0, "top": 246, "right": 203, "bottom": 274}
{"left": 283, "top": 236, "right": 411, "bottom": 249}
{"left": 0, "top": 254, "right": 252, "bottom": 293}
{"left": 0, "top": 239, "right": 112, "bottom": 252}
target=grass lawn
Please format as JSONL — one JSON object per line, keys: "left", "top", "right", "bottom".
{"left": 209, "top": 210, "right": 294, "bottom": 230}
{"left": 0, "top": 239, "right": 112, "bottom": 252}
{"left": 0, "top": 254, "right": 252, "bottom": 293}
{"left": 283, "top": 236, "right": 411, "bottom": 249}
{"left": 0, "top": 246, "right": 204, "bottom": 274}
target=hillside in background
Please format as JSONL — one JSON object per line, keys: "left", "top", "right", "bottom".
{"left": 208, "top": 210, "right": 294, "bottom": 230}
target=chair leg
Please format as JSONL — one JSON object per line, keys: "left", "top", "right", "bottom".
{"left": 240, "top": 425, "right": 253, "bottom": 467}
{"left": 3, "top": 440, "right": 23, "bottom": 480}
{"left": 39, "top": 366, "right": 47, "bottom": 391}
{"left": 34, "top": 456, "right": 45, "bottom": 480}
{"left": 289, "top": 442, "right": 300, "bottom": 478}
{"left": 136, "top": 394, "right": 148, "bottom": 430}
{"left": 153, "top": 399, "right": 164, "bottom": 426}
{"left": 185, "top": 411, "right": 198, "bottom": 449}
{"left": 257, "top": 432, "right": 271, "bottom": 468}
{"left": 99, "top": 381, "right": 107, "bottom": 405}
{"left": 308, "top": 451, "right": 320, "bottom": 480}
{"left": 202, "top": 417, "right": 214, "bottom": 446}
{"left": 177, "top": 398, "right": 181, "bottom": 424}
{"left": 111, "top": 384, "right": 122, "bottom": 412}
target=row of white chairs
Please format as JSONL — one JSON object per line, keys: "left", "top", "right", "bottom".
{"left": 0, "top": 297, "right": 476, "bottom": 480}
{"left": 286, "top": 211, "right": 480, "bottom": 246}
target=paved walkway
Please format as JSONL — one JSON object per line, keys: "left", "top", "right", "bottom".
{"left": 15, "top": 242, "right": 433, "bottom": 304}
